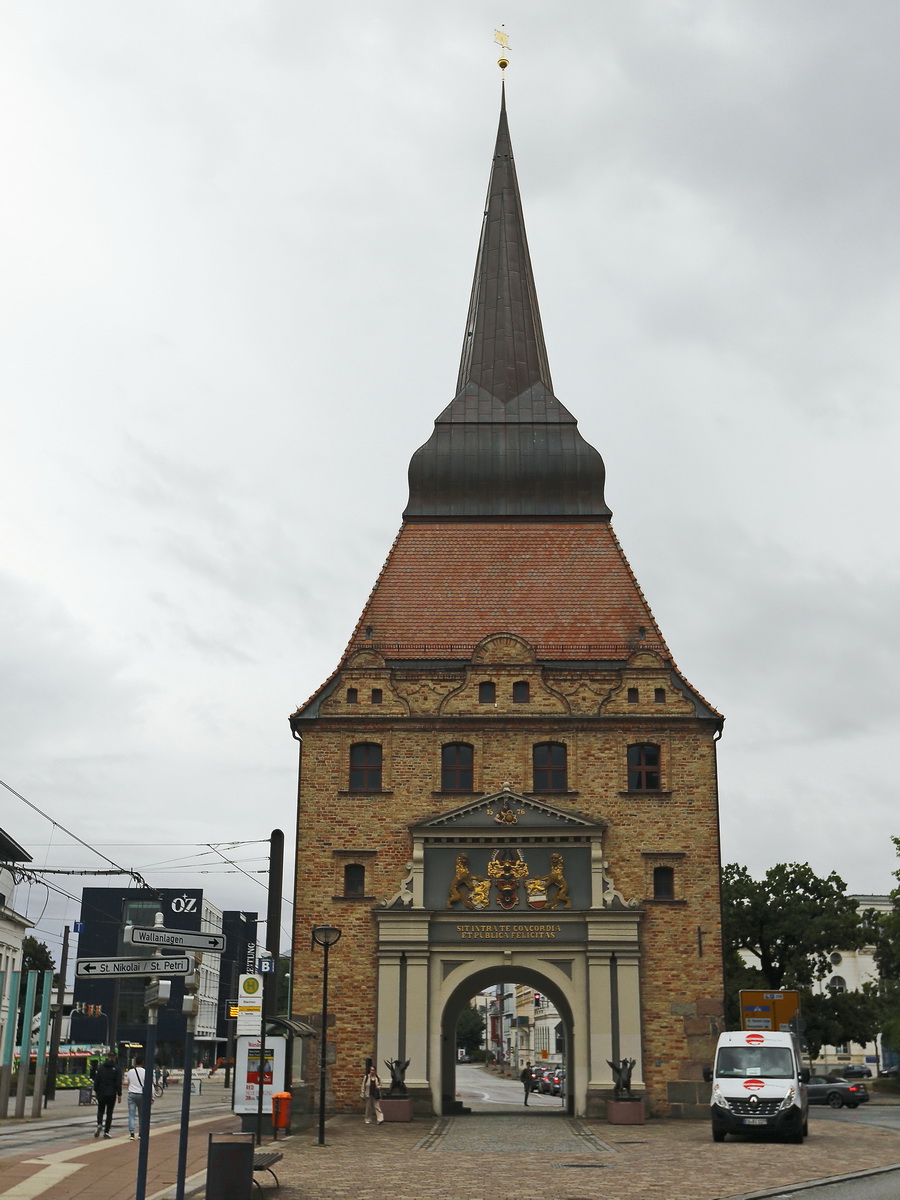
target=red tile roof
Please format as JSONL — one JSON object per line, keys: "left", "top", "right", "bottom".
{"left": 344, "top": 521, "right": 671, "bottom": 662}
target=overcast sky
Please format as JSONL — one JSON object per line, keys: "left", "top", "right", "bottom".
{"left": 2, "top": 0, "right": 899, "bottom": 969}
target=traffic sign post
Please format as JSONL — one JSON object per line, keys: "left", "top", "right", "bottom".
{"left": 739, "top": 989, "right": 801, "bottom": 1033}
{"left": 75, "top": 955, "right": 194, "bottom": 978}
{"left": 124, "top": 925, "right": 226, "bottom": 953}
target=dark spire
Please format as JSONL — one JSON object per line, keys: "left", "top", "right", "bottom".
{"left": 405, "top": 91, "right": 610, "bottom": 519}
{"left": 454, "top": 81, "right": 553, "bottom": 403}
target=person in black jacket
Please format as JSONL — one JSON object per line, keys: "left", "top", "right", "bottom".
{"left": 520, "top": 1061, "right": 535, "bottom": 1105}
{"left": 92, "top": 1052, "right": 122, "bottom": 1137}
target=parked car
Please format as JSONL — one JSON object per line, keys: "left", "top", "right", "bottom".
{"left": 807, "top": 1076, "right": 870, "bottom": 1109}
{"left": 551, "top": 1068, "right": 566, "bottom": 1096}
{"left": 841, "top": 1065, "right": 873, "bottom": 1079}
{"left": 880, "top": 1065, "right": 899, "bottom": 1078}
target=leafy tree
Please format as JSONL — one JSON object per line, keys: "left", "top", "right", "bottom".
{"left": 456, "top": 1004, "right": 485, "bottom": 1056}
{"left": 276, "top": 954, "right": 291, "bottom": 1015}
{"left": 801, "top": 986, "right": 884, "bottom": 1060}
{"left": 722, "top": 862, "right": 864, "bottom": 991}
{"left": 16, "top": 937, "right": 56, "bottom": 1040}
{"left": 871, "top": 836, "right": 900, "bottom": 1052}
{"left": 18, "top": 937, "right": 55, "bottom": 1003}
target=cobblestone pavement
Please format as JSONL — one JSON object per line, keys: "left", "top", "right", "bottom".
{"left": 186, "top": 1112, "right": 900, "bottom": 1200}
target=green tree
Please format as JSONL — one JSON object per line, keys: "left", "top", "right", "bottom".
{"left": 18, "top": 937, "right": 55, "bottom": 1003}
{"left": 722, "top": 862, "right": 864, "bottom": 991}
{"left": 456, "top": 1004, "right": 485, "bottom": 1056}
{"left": 276, "top": 954, "right": 291, "bottom": 1015}
{"left": 871, "top": 836, "right": 900, "bottom": 1053}
{"left": 801, "top": 986, "right": 884, "bottom": 1060}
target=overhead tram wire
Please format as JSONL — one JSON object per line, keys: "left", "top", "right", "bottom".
{"left": 1, "top": 776, "right": 157, "bottom": 893}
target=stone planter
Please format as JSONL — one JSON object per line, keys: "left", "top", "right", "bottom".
{"left": 607, "top": 1098, "right": 645, "bottom": 1125}
{"left": 380, "top": 1096, "right": 414, "bottom": 1122}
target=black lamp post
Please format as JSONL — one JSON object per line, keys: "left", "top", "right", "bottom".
{"left": 311, "top": 925, "right": 342, "bottom": 1146}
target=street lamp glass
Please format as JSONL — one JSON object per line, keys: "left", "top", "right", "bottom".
{"left": 312, "top": 924, "right": 342, "bottom": 948}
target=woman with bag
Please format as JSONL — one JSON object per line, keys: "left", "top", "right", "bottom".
{"left": 359, "top": 1058, "right": 384, "bottom": 1125}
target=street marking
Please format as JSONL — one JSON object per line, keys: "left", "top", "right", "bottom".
{"left": 0, "top": 1163, "right": 82, "bottom": 1198}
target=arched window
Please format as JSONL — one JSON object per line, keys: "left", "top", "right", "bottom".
{"left": 512, "top": 681, "right": 530, "bottom": 703}
{"left": 349, "top": 743, "right": 382, "bottom": 791}
{"left": 442, "top": 743, "right": 473, "bottom": 792}
{"left": 478, "top": 681, "right": 496, "bottom": 704}
{"left": 627, "top": 743, "right": 660, "bottom": 791}
{"left": 828, "top": 975, "right": 846, "bottom": 995}
{"left": 653, "top": 866, "right": 675, "bottom": 900}
{"left": 533, "top": 743, "right": 567, "bottom": 792}
{"left": 343, "top": 864, "right": 365, "bottom": 897}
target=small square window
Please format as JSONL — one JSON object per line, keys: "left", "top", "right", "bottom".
{"left": 653, "top": 866, "right": 675, "bottom": 899}
{"left": 344, "top": 864, "right": 365, "bottom": 896}
{"left": 346, "top": 688, "right": 358, "bottom": 704}
{"left": 627, "top": 688, "right": 639, "bottom": 703}
{"left": 512, "top": 681, "right": 530, "bottom": 703}
{"left": 371, "top": 688, "right": 383, "bottom": 704}
{"left": 479, "top": 682, "right": 496, "bottom": 704}
{"left": 654, "top": 688, "right": 665, "bottom": 704}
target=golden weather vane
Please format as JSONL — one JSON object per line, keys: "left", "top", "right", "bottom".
{"left": 494, "top": 25, "right": 510, "bottom": 72}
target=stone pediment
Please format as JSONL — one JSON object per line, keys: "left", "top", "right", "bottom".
{"left": 411, "top": 788, "right": 604, "bottom": 834}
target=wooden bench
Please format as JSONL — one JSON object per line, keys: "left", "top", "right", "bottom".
{"left": 252, "top": 1150, "right": 283, "bottom": 1191}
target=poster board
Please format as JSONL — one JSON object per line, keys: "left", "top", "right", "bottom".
{"left": 233, "top": 1036, "right": 286, "bottom": 1114}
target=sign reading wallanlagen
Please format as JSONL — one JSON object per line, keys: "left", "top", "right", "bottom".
{"left": 124, "top": 925, "right": 226, "bottom": 952}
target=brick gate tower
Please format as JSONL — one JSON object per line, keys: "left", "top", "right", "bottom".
{"left": 290, "top": 88, "right": 724, "bottom": 1119}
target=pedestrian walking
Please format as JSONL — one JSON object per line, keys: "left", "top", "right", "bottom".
{"left": 92, "top": 1051, "right": 122, "bottom": 1138}
{"left": 126, "top": 1056, "right": 146, "bottom": 1139}
{"left": 520, "top": 1061, "right": 535, "bottom": 1105}
{"left": 360, "top": 1058, "right": 384, "bottom": 1125}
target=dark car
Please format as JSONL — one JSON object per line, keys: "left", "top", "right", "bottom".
{"left": 529, "top": 1066, "right": 548, "bottom": 1092}
{"left": 538, "top": 1068, "right": 556, "bottom": 1094}
{"left": 807, "top": 1076, "right": 870, "bottom": 1108}
{"left": 551, "top": 1067, "right": 566, "bottom": 1096}
{"left": 840, "top": 1064, "right": 872, "bottom": 1078}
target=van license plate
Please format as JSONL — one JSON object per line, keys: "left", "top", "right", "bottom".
{"left": 743, "top": 1118, "right": 768, "bottom": 1126}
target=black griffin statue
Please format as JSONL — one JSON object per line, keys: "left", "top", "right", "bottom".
{"left": 384, "top": 1058, "right": 411, "bottom": 1096}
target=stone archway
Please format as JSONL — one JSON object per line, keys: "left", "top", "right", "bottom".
{"left": 439, "top": 964, "right": 576, "bottom": 1116}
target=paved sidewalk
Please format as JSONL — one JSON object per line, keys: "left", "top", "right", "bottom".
{"left": 0, "top": 1099, "right": 240, "bottom": 1200}
{"left": 184, "top": 1112, "right": 900, "bottom": 1200}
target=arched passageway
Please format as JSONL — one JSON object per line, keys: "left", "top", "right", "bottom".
{"left": 440, "top": 965, "right": 575, "bottom": 1116}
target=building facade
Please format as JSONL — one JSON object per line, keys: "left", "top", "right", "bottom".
{"left": 290, "top": 92, "right": 725, "bottom": 1118}
{"left": 0, "top": 831, "right": 34, "bottom": 1056}
{"left": 72, "top": 887, "right": 253, "bottom": 1067}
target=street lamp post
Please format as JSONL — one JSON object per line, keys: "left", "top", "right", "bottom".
{"left": 311, "top": 925, "right": 341, "bottom": 1147}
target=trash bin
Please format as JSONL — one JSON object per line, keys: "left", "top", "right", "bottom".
{"left": 207, "top": 1132, "right": 254, "bottom": 1200}
{"left": 272, "top": 1091, "right": 291, "bottom": 1133}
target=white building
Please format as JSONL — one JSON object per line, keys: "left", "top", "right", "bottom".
{"left": 0, "top": 831, "right": 34, "bottom": 1055}
{"left": 810, "top": 894, "right": 894, "bottom": 1075}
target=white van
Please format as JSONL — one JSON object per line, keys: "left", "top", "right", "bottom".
{"left": 705, "top": 1030, "right": 809, "bottom": 1143}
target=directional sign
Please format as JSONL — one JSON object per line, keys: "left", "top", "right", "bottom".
{"left": 124, "top": 925, "right": 226, "bottom": 953}
{"left": 76, "top": 955, "right": 194, "bottom": 978}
